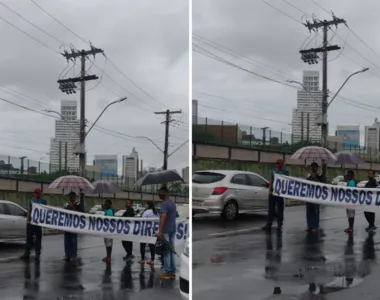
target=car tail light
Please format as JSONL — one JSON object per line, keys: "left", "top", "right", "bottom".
{"left": 212, "top": 186, "right": 228, "bottom": 195}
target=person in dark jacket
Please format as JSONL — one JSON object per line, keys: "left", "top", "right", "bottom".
{"left": 305, "top": 162, "right": 326, "bottom": 232}
{"left": 63, "top": 192, "right": 80, "bottom": 261}
{"left": 364, "top": 170, "right": 378, "bottom": 232}
{"left": 20, "top": 188, "right": 47, "bottom": 261}
{"left": 122, "top": 199, "right": 135, "bottom": 260}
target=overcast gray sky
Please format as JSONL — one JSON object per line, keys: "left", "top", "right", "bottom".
{"left": 193, "top": 0, "right": 380, "bottom": 144}
{"left": 0, "top": 0, "right": 189, "bottom": 174}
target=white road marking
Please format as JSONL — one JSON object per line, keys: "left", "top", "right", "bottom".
{"left": 207, "top": 213, "right": 361, "bottom": 238}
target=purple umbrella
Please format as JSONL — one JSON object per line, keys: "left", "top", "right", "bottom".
{"left": 92, "top": 180, "right": 123, "bottom": 194}
{"left": 331, "top": 151, "right": 364, "bottom": 165}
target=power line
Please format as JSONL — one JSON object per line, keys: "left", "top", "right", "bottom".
{"left": 0, "top": 1, "right": 70, "bottom": 47}
{"left": 193, "top": 33, "right": 299, "bottom": 82}
{"left": 29, "top": 0, "right": 174, "bottom": 112}
{"left": 104, "top": 55, "right": 168, "bottom": 109}
{"left": 193, "top": 43, "right": 296, "bottom": 88}
{"left": 261, "top": 0, "right": 303, "bottom": 24}
{"left": 0, "top": 14, "right": 60, "bottom": 54}
{"left": 198, "top": 103, "right": 290, "bottom": 125}
{"left": 30, "top": 0, "right": 89, "bottom": 45}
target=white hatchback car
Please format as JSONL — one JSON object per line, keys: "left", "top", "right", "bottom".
{"left": 179, "top": 239, "right": 189, "bottom": 300}
{"left": 0, "top": 200, "right": 27, "bottom": 241}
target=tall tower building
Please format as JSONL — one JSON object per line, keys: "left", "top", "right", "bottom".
{"left": 122, "top": 148, "right": 139, "bottom": 184}
{"left": 291, "top": 71, "right": 322, "bottom": 143}
{"left": 50, "top": 100, "right": 80, "bottom": 172}
{"left": 365, "top": 118, "right": 380, "bottom": 157}
{"left": 192, "top": 99, "right": 198, "bottom": 125}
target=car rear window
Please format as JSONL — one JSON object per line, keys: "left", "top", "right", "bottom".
{"left": 192, "top": 172, "right": 226, "bottom": 184}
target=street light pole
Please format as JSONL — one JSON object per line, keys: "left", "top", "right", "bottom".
{"left": 86, "top": 97, "right": 127, "bottom": 137}
{"left": 327, "top": 68, "right": 369, "bottom": 109}
{"left": 287, "top": 67, "right": 369, "bottom": 145}
{"left": 136, "top": 136, "right": 164, "bottom": 153}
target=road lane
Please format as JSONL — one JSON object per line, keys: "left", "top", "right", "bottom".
{"left": 0, "top": 235, "right": 181, "bottom": 299}
{"left": 193, "top": 206, "right": 379, "bottom": 300}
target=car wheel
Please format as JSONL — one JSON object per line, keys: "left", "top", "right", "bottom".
{"left": 222, "top": 201, "right": 238, "bottom": 221}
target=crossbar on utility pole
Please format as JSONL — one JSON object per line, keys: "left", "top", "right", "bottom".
{"left": 301, "top": 16, "right": 346, "bottom": 148}
{"left": 300, "top": 15, "right": 346, "bottom": 178}
{"left": 58, "top": 46, "right": 104, "bottom": 212}
{"left": 154, "top": 110, "right": 182, "bottom": 170}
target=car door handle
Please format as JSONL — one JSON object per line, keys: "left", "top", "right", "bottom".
{"left": 235, "top": 190, "right": 240, "bottom": 193}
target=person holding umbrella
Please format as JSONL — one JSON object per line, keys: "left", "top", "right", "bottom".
{"left": 157, "top": 186, "right": 177, "bottom": 279}
{"left": 305, "top": 162, "right": 325, "bottom": 232}
{"left": 63, "top": 192, "right": 79, "bottom": 261}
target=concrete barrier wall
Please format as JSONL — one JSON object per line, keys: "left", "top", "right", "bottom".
{"left": 194, "top": 143, "right": 380, "bottom": 170}
{"left": 193, "top": 143, "right": 380, "bottom": 181}
{"left": 0, "top": 177, "right": 187, "bottom": 211}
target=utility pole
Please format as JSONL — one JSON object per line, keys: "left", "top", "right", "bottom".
{"left": 58, "top": 45, "right": 104, "bottom": 212}
{"left": 306, "top": 113, "right": 310, "bottom": 142}
{"left": 301, "top": 111, "right": 304, "bottom": 143}
{"left": 154, "top": 109, "right": 182, "bottom": 170}
{"left": 261, "top": 127, "right": 268, "bottom": 145}
{"left": 64, "top": 142, "right": 68, "bottom": 173}
{"left": 58, "top": 141, "right": 62, "bottom": 172}
{"left": 300, "top": 15, "right": 346, "bottom": 148}
{"left": 20, "top": 156, "right": 26, "bottom": 175}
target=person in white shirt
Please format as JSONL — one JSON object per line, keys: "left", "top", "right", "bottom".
{"left": 139, "top": 201, "right": 159, "bottom": 265}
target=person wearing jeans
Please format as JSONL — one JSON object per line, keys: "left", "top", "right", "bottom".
{"left": 262, "top": 159, "right": 289, "bottom": 231}
{"left": 139, "top": 201, "right": 158, "bottom": 265}
{"left": 364, "top": 170, "right": 377, "bottom": 232}
{"left": 63, "top": 192, "right": 79, "bottom": 262}
{"left": 305, "top": 162, "right": 325, "bottom": 232}
{"left": 157, "top": 186, "right": 177, "bottom": 278}
{"left": 20, "top": 188, "right": 47, "bottom": 261}
{"left": 122, "top": 199, "right": 135, "bottom": 260}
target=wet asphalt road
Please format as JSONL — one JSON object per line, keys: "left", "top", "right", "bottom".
{"left": 193, "top": 206, "right": 380, "bottom": 300}
{"left": 0, "top": 235, "right": 181, "bottom": 299}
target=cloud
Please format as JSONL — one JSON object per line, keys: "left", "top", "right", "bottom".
{"left": 0, "top": 0, "right": 189, "bottom": 174}
{"left": 193, "top": 0, "right": 380, "bottom": 144}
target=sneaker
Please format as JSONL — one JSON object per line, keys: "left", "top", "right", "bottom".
{"left": 159, "top": 272, "right": 171, "bottom": 279}
{"left": 35, "top": 254, "right": 40, "bottom": 262}
{"left": 368, "top": 226, "right": 377, "bottom": 233}
{"left": 147, "top": 260, "right": 154, "bottom": 266}
{"left": 168, "top": 273, "right": 176, "bottom": 279}
{"left": 365, "top": 226, "right": 371, "bottom": 232}
{"left": 123, "top": 255, "right": 134, "bottom": 261}
{"left": 262, "top": 224, "right": 272, "bottom": 231}
{"left": 138, "top": 260, "right": 145, "bottom": 264}
{"left": 20, "top": 253, "right": 30, "bottom": 260}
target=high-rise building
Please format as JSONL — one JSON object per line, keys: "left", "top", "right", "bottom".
{"left": 291, "top": 71, "right": 322, "bottom": 143}
{"left": 50, "top": 100, "right": 80, "bottom": 172}
{"left": 122, "top": 148, "right": 139, "bottom": 184}
{"left": 336, "top": 125, "right": 360, "bottom": 150}
{"left": 182, "top": 166, "right": 189, "bottom": 182}
{"left": 94, "top": 155, "right": 118, "bottom": 178}
{"left": 365, "top": 118, "right": 380, "bottom": 156}
{"left": 192, "top": 99, "right": 198, "bottom": 125}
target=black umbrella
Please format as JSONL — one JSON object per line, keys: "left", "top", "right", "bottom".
{"left": 134, "top": 170, "right": 184, "bottom": 187}
{"left": 92, "top": 180, "right": 123, "bottom": 194}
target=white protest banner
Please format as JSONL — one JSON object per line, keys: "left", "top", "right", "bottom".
{"left": 273, "top": 174, "right": 380, "bottom": 212}
{"left": 31, "top": 204, "right": 188, "bottom": 247}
